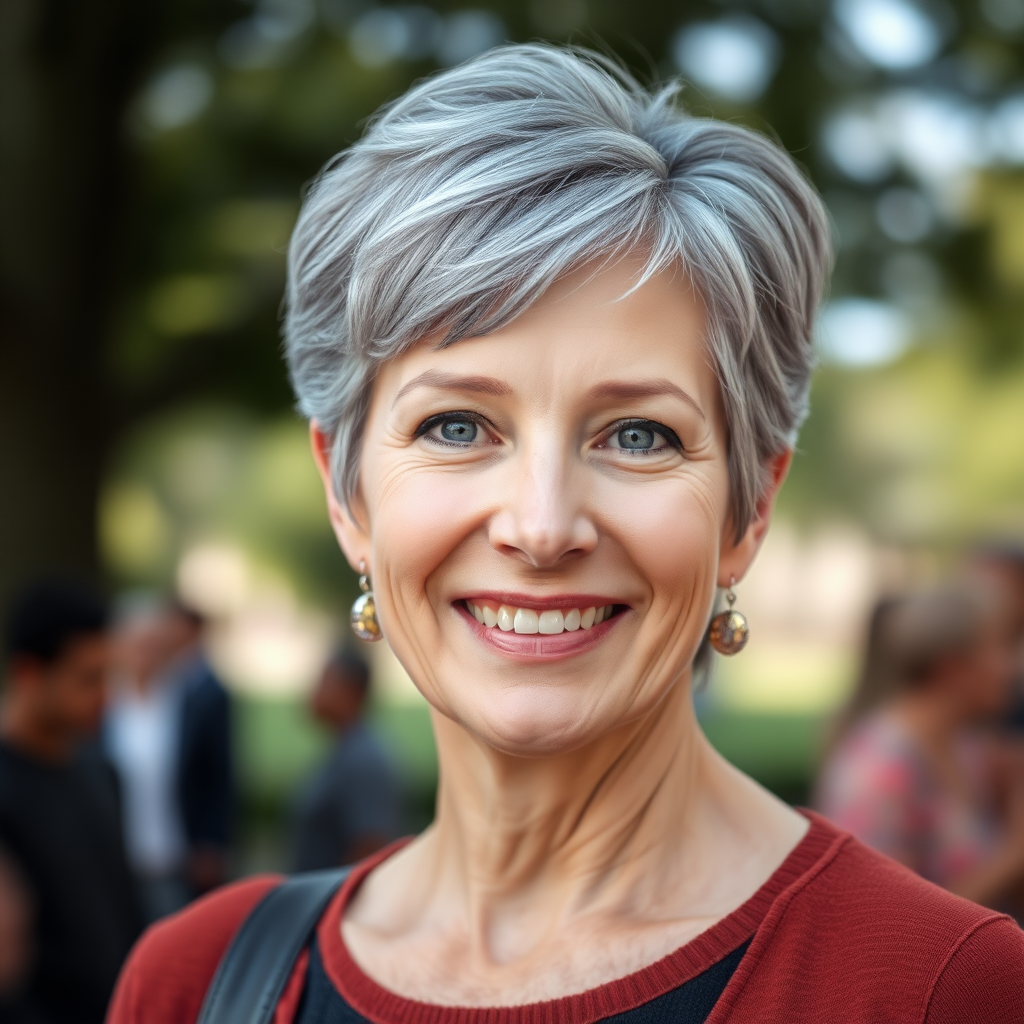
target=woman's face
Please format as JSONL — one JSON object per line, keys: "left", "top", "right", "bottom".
{"left": 322, "top": 260, "right": 777, "bottom": 756}
{"left": 958, "top": 618, "right": 1017, "bottom": 719}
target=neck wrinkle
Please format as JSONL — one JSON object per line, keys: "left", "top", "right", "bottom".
{"left": 426, "top": 679, "right": 707, "bottom": 948}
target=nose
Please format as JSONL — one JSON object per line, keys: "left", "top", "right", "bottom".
{"left": 487, "top": 439, "right": 598, "bottom": 569}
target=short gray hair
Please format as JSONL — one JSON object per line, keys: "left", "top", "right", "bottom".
{"left": 285, "top": 44, "right": 832, "bottom": 539}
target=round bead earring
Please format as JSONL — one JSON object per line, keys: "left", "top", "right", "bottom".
{"left": 708, "top": 577, "right": 749, "bottom": 655}
{"left": 350, "top": 563, "right": 383, "bottom": 642}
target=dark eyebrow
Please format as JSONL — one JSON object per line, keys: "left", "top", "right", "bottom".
{"left": 393, "top": 370, "right": 514, "bottom": 406}
{"left": 587, "top": 378, "right": 706, "bottom": 420}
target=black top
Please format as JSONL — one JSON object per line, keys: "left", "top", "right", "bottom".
{"left": 295, "top": 936, "right": 750, "bottom": 1024}
{"left": 0, "top": 740, "right": 141, "bottom": 1024}
{"left": 176, "top": 653, "right": 234, "bottom": 850}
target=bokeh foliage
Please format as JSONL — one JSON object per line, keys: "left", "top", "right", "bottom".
{"left": 5, "top": 0, "right": 1024, "bottom": 833}
{"left": 4, "top": 0, "right": 1024, "bottom": 613}
{"left": 114, "top": 0, "right": 1024, "bottom": 586}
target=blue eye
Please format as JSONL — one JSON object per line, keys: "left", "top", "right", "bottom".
{"left": 617, "top": 425, "right": 655, "bottom": 450}
{"left": 604, "top": 419, "right": 681, "bottom": 454}
{"left": 416, "top": 412, "right": 490, "bottom": 448}
{"left": 440, "top": 420, "right": 477, "bottom": 443}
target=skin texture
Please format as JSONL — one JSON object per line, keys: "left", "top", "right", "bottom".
{"left": 311, "top": 259, "right": 807, "bottom": 1005}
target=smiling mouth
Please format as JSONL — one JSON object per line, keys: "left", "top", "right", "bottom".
{"left": 456, "top": 599, "right": 624, "bottom": 661}
{"left": 462, "top": 600, "right": 620, "bottom": 634}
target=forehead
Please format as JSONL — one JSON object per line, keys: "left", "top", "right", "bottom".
{"left": 376, "top": 259, "right": 721, "bottom": 418}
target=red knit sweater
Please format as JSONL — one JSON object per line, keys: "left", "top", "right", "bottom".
{"left": 107, "top": 814, "right": 1024, "bottom": 1024}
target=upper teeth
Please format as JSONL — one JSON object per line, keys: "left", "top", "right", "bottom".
{"left": 467, "top": 603, "right": 614, "bottom": 634}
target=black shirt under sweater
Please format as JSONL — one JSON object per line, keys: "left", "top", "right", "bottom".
{"left": 0, "top": 740, "right": 141, "bottom": 1024}
{"left": 295, "top": 937, "right": 750, "bottom": 1024}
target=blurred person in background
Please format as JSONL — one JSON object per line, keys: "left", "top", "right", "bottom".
{"left": 817, "top": 583, "right": 1024, "bottom": 912}
{"left": 105, "top": 599, "right": 234, "bottom": 923}
{"left": 162, "top": 603, "right": 234, "bottom": 897}
{"left": 0, "top": 580, "right": 140, "bottom": 1024}
{"left": 967, "top": 543, "right": 1024, "bottom": 731}
{"left": 291, "top": 649, "right": 401, "bottom": 871}
{"left": 823, "top": 595, "right": 906, "bottom": 748}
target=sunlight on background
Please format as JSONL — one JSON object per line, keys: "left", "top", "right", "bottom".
{"left": 673, "top": 15, "right": 780, "bottom": 103}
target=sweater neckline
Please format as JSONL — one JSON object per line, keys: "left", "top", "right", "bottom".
{"left": 316, "top": 811, "right": 839, "bottom": 1024}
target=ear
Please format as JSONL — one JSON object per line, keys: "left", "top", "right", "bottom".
{"left": 717, "top": 449, "right": 792, "bottom": 589}
{"left": 309, "top": 422, "right": 371, "bottom": 575}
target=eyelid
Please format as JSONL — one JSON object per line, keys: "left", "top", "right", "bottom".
{"left": 414, "top": 410, "right": 489, "bottom": 437}
{"left": 414, "top": 410, "right": 500, "bottom": 448}
{"left": 602, "top": 418, "right": 683, "bottom": 452}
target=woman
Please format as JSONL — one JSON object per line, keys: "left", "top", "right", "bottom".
{"left": 817, "top": 585, "right": 1024, "bottom": 912}
{"left": 108, "top": 45, "right": 1024, "bottom": 1024}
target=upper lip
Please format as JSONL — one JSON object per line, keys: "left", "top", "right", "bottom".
{"left": 453, "top": 591, "right": 627, "bottom": 610}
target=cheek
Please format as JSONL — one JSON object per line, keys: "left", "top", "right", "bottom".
{"left": 362, "top": 457, "right": 488, "bottom": 640}
{"left": 599, "top": 466, "right": 725, "bottom": 607}
{"left": 591, "top": 468, "right": 727, "bottom": 707}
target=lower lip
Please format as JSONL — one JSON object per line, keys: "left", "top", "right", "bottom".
{"left": 455, "top": 604, "right": 622, "bottom": 661}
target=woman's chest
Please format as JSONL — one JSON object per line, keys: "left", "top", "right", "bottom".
{"left": 296, "top": 935, "right": 749, "bottom": 1024}
{"left": 341, "top": 914, "right": 726, "bottom": 1006}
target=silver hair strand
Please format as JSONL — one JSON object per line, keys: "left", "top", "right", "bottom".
{"left": 284, "top": 43, "right": 833, "bottom": 539}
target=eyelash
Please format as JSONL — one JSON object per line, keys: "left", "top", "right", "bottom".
{"left": 601, "top": 418, "right": 684, "bottom": 455}
{"left": 415, "top": 413, "right": 683, "bottom": 456}
{"left": 414, "top": 411, "right": 493, "bottom": 448}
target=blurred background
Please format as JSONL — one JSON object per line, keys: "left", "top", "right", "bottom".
{"left": 2, "top": 0, "right": 1024, "bottom": 995}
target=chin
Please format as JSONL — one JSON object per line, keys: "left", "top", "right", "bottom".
{"left": 458, "top": 687, "right": 617, "bottom": 758}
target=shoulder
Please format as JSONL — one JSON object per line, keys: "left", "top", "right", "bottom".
{"left": 742, "top": 819, "right": 1023, "bottom": 1022}
{"left": 924, "top": 914, "right": 1024, "bottom": 1023}
{"left": 183, "top": 660, "right": 229, "bottom": 704}
{"left": 107, "top": 874, "right": 281, "bottom": 1024}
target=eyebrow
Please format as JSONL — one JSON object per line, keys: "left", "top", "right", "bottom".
{"left": 588, "top": 378, "right": 706, "bottom": 419}
{"left": 393, "top": 370, "right": 514, "bottom": 406}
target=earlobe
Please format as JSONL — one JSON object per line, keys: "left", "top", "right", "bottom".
{"left": 717, "top": 449, "right": 792, "bottom": 588}
{"left": 309, "top": 422, "right": 370, "bottom": 574}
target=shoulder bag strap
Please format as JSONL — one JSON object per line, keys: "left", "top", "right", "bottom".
{"left": 196, "top": 867, "right": 351, "bottom": 1024}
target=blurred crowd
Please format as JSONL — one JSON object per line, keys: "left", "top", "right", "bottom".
{"left": 817, "top": 545, "right": 1024, "bottom": 917}
{"left": 0, "top": 544, "right": 1022, "bottom": 1022}
{"left": 0, "top": 581, "right": 401, "bottom": 1024}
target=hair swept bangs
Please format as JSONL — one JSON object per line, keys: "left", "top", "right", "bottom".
{"left": 284, "top": 43, "right": 832, "bottom": 540}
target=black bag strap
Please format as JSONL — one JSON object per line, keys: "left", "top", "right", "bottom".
{"left": 197, "top": 867, "right": 351, "bottom": 1024}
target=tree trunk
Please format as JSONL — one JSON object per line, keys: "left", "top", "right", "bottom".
{"left": 0, "top": 0, "right": 150, "bottom": 613}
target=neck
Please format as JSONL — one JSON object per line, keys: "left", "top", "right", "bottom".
{"left": 434, "top": 680, "right": 695, "bottom": 882}
{"left": 419, "top": 678, "right": 796, "bottom": 955}
{"left": 0, "top": 696, "right": 73, "bottom": 764}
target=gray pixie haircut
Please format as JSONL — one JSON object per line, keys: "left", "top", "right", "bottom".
{"left": 285, "top": 44, "right": 832, "bottom": 539}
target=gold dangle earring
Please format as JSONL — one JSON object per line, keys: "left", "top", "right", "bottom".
{"left": 709, "top": 577, "right": 749, "bottom": 655}
{"left": 350, "top": 562, "right": 383, "bottom": 642}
